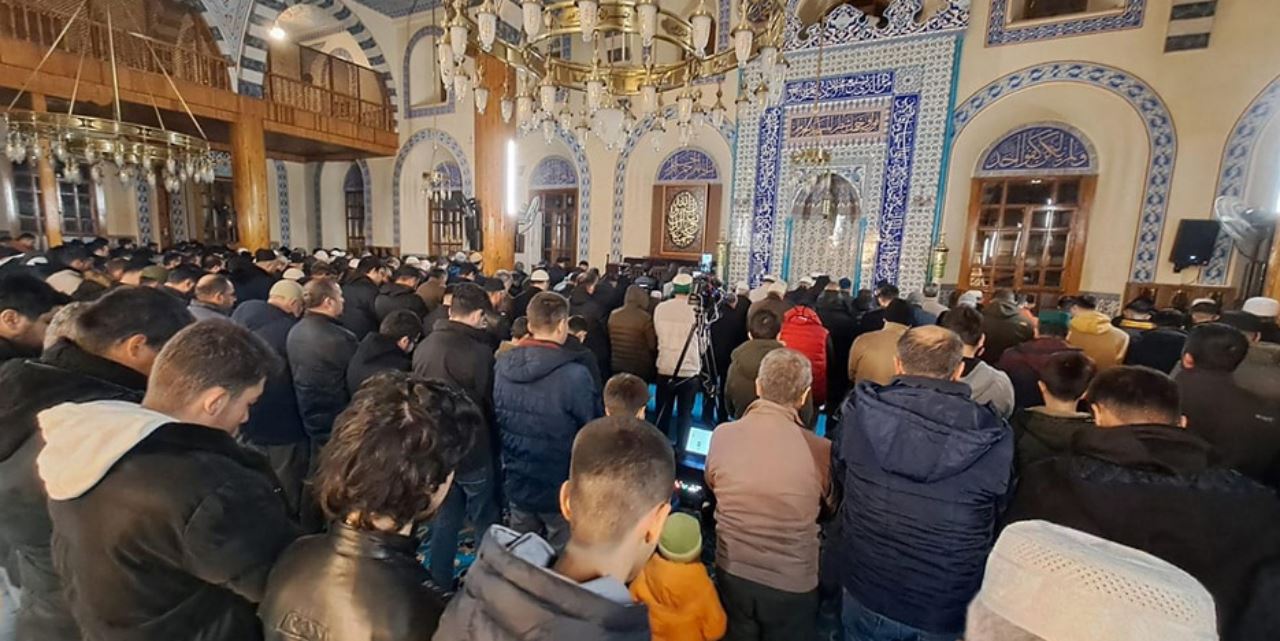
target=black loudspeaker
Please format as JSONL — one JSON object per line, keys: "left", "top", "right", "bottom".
{"left": 1170, "top": 220, "right": 1221, "bottom": 272}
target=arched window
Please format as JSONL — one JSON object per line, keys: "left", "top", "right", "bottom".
{"left": 56, "top": 163, "right": 97, "bottom": 240}
{"left": 344, "top": 164, "right": 367, "bottom": 252}
{"left": 528, "top": 156, "right": 579, "bottom": 264}
{"left": 959, "top": 123, "right": 1098, "bottom": 306}
{"left": 427, "top": 161, "right": 466, "bottom": 257}
{"left": 652, "top": 149, "right": 720, "bottom": 259}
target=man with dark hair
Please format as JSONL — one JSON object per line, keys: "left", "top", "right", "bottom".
{"left": 569, "top": 270, "right": 612, "bottom": 380}
{"left": 725, "top": 309, "right": 815, "bottom": 425}
{"left": 1012, "top": 351, "right": 1097, "bottom": 470}
{"left": 834, "top": 325, "right": 1012, "bottom": 641}
{"left": 0, "top": 287, "right": 191, "bottom": 641}
{"left": 376, "top": 264, "right": 428, "bottom": 322}
{"left": 997, "top": 310, "right": 1082, "bottom": 408}
{"left": 163, "top": 264, "right": 203, "bottom": 302}
{"left": 943, "top": 306, "right": 1015, "bottom": 418}
{"left": 228, "top": 248, "right": 280, "bottom": 304}
{"left": 1175, "top": 323, "right": 1280, "bottom": 487}
{"left": 340, "top": 256, "right": 390, "bottom": 340}
{"left": 414, "top": 281, "right": 500, "bottom": 588}
{"left": 510, "top": 269, "right": 549, "bottom": 320}
{"left": 13, "top": 232, "right": 37, "bottom": 254}
{"left": 1213, "top": 310, "right": 1280, "bottom": 401}
{"left": 1067, "top": 294, "right": 1130, "bottom": 370}
{"left": 41, "top": 321, "right": 299, "bottom": 641}
{"left": 565, "top": 315, "right": 604, "bottom": 389}
{"left": 435, "top": 416, "right": 673, "bottom": 640}
{"left": 815, "top": 280, "right": 857, "bottom": 412}
{"left": 288, "top": 279, "right": 359, "bottom": 448}
{"left": 416, "top": 267, "right": 448, "bottom": 314}
{"left": 347, "top": 310, "right": 422, "bottom": 395}
{"left": 1188, "top": 297, "right": 1221, "bottom": 326}
{"left": 604, "top": 372, "right": 650, "bottom": 418}
{"left": 707, "top": 349, "right": 832, "bottom": 639}
{"left": 1123, "top": 308, "right": 1188, "bottom": 373}
{"left": 855, "top": 284, "right": 900, "bottom": 335}
{"left": 980, "top": 288, "right": 1034, "bottom": 365}
{"left": 1005, "top": 366, "right": 1280, "bottom": 638}
{"left": 189, "top": 274, "right": 237, "bottom": 321}
{"left": 848, "top": 298, "right": 913, "bottom": 386}
{"left": 46, "top": 244, "right": 103, "bottom": 300}
{"left": 261, "top": 374, "right": 475, "bottom": 640}
{"left": 493, "top": 291, "right": 602, "bottom": 549}
{"left": 0, "top": 272, "right": 67, "bottom": 362}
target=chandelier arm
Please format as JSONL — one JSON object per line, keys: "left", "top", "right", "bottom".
{"left": 118, "top": 0, "right": 207, "bottom": 141}
{"left": 106, "top": 8, "right": 123, "bottom": 123}
{"left": 6, "top": 0, "right": 89, "bottom": 112}
{"left": 67, "top": 50, "right": 87, "bottom": 117}
{"left": 149, "top": 93, "right": 167, "bottom": 133}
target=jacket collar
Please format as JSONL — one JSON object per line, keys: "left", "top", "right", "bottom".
{"left": 1071, "top": 424, "right": 1214, "bottom": 476}
{"left": 328, "top": 521, "right": 418, "bottom": 561}
{"left": 42, "top": 339, "right": 147, "bottom": 391}
{"left": 143, "top": 422, "right": 277, "bottom": 478}
{"left": 742, "top": 398, "right": 804, "bottom": 429}
{"left": 434, "top": 318, "right": 491, "bottom": 342}
{"left": 882, "top": 321, "right": 909, "bottom": 333}
{"left": 0, "top": 336, "right": 36, "bottom": 362}
{"left": 517, "top": 337, "right": 563, "bottom": 349}
{"left": 887, "top": 374, "right": 971, "bottom": 397}
{"left": 190, "top": 300, "right": 229, "bottom": 316}
{"left": 304, "top": 311, "right": 343, "bottom": 325}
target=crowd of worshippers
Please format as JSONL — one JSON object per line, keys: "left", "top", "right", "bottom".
{"left": 0, "top": 234, "right": 1276, "bottom": 641}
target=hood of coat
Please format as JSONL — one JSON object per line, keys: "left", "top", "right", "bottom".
{"left": 623, "top": 285, "right": 650, "bottom": 310}
{"left": 985, "top": 299, "right": 1022, "bottom": 321}
{"left": 36, "top": 400, "right": 175, "bottom": 500}
{"left": 783, "top": 305, "right": 823, "bottom": 326}
{"left": 458, "top": 526, "right": 647, "bottom": 634}
{"left": 854, "top": 376, "right": 1007, "bottom": 482}
{"left": 354, "top": 332, "right": 409, "bottom": 366}
{"left": 379, "top": 282, "right": 417, "bottom": 298}
{"left": 1019, "top": 408, "right": 1093, "bottom": 452}
{"left": 499, "top": 341, "right": 587, "bottom": 384}
{"left": 1070, "top": 310, "right": 1114, "bottom": 335}
{"left": 1070, "top": 424, "right": 1215, "bottom": 476}
{"left": 961, "top": 359, "right": 1006, "bottom": 400}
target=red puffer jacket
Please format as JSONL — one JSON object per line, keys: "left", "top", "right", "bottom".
{"left": 780, "top": 305, "right": 831, "bottom": 405}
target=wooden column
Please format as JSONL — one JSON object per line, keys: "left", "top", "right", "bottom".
{"left": 31, "top": 94, "right": 62, "bottom": 247}
{"left": 474, "top": 54, "right": 516, "bottom": 271}
{"left": 230, "top": 106, "right": 271, "bottom": 251}
{"left": 1264, "top": 223, "right": 1280, "bottom": 300}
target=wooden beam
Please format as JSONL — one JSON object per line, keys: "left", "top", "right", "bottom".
{"left": 30, "top": 94, "right": 62, "bottom": 247}
{"left": 474, "top": 54, "right": 516, "bottom": 271}
{"left": 231, "top": 116, "right": 271, "bottom": 251}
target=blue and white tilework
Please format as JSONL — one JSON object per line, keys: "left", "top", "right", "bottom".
{"left": 274, "top": 160, "right": 292, "bottom": 247}
{"left": 530, "top": 156, "right": 578, "bottom": 190}
{"left": 350, "top": 0, "right": 443, "bottom": 17}
{"left": 403, "top": 25, "right": 456, "bottom": 119}
{"left": 656, "top": 149, "right": 720, "bottom": 183}
{"left": 977, "top": 122, "right": 1097, "bottom": 177}
{"left": 135, "top": 177, "right": 153, "bottom": 245}
{"left": 356, "top": 159, "right": 373, "bottom": 241}
{"left": 731, "top": 26, "right": 961, "bottom": 292}
{"left": 783, "top": 0, "right": 967, "bottom": 51}
{"left": 954, "top": 62, "right": 1177, "bottom": 283}
{"left": 169, "top": 189, "right": 189, "bottom": 243}
{"left": 1202, "top": 75, "right": 1280, "bottom": 285}
{"left": 987, "top": 0, "right": 1146, "bottom": 47}
{"left": 194, "top": 0, "right": 255, "bottom": 69}
{"left": 611, "top": 105, "right": 736, "bottom": 262}
{"left": 392, "top": 128, "right": 472, "bottom": 249}
{"left": 311, "top": 163, "right": 323, "bottom": 245}
{"left": 211, "top": 151, "right": 233, "bottom": 179}
{"left": 435, "top": 161, "right": 463, "bottom": 190}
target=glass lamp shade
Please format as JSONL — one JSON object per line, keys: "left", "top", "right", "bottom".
{"left": 637, "top": 0, "right": 657, "bottom": 45}
{"left": 651, "top": 121, "right": 665, "bottom": 151}
{"left": 450, "top": 24, "right": 468, "bottom": 60}
{"left": 539, "top": 81, "right": 558, "bottom": 115}
{"left": 586, "top": 78, "right": 605, "bottom": 111}
{"left": 593, "top": 107, "right": 626, "bottom": 149}
{"left": 676, "top": 93, "right": 693, "bottom": 124}
{"left": 516, "top": 94, "right": 533, "bottom": 126}
{"left": 733, "top": 24, "right": 754, "bottom": 64}
{"left": 475, "top": 86, "right": 490, "bottom": 113}
{"left": 578, "top": 0, "right": 598, "bottom": 41}
{"left": 710, "top": 103, "right": 726, "bottom": 129}
{"left": 438, "top": 41, "right": 455, "bottom": 82}
{"left": 477, "top": 9, "right": 497, "bottom": 51}
{"left": 501, "top": 97, "right": 514, "bottom": 123}
{"left": 574, "top": 121, "right": 590, "bottom": 146}
{"left": 454, "top": 73, "right": 470, "bottom": 101}
{"left": 542, "top": 119, "right": 556, "bottom": 144}
{"left": 522, "top": 0, "right": 543, "bottom": 37}
{"left": 690, "top": 12, "right": 713, "bottom": 56}
{"left": 639, "top": 84, "right": 658, "bottom": 114}
{"left": 761, "top": 45, "right": 778, "bottom": 75}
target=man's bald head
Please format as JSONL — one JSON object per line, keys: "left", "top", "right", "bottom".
{"left": 896, "top": 325, "right": 964, "bottom": 380}
{"left": 194, "top": 274, "right": 236, "bottom": 310}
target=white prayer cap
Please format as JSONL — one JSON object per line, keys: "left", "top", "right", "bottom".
{"left": 1242, "top": 296, "right": 1280, "bottom": 318}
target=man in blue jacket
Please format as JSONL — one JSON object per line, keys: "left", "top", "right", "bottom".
{"left": 833, "top": 325, "right": 1013, "bottom": 641}
{"left": 494, "top": 291, "right": 602, "bottom": 550}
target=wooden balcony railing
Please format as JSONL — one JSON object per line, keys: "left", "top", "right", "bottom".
{"left": 267, "top": 73, "right": 394, "bottom": 132}
{"left": 0, "top": 0, "right": 231, "bottom": 91}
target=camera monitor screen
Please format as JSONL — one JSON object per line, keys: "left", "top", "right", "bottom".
{"left": 684, "top": 427, "right": 713, "bottom": 457}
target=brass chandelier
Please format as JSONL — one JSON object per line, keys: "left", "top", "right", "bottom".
{"left": 439, "top": 0, "right": 787, "bottom": 148}
{"left": 2, "top": 1, "right": 215, "bottom": 194}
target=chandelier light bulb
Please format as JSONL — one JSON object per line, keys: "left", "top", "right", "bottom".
{"left": 437, "top": 40, "right": 455, "bottom": 83}
{"left": 523, "top": 0, "right": 543, "bottom": 38}
{"left": 636, "top": 0, "right": 658, "bottom": 45}
{"left": 539, "top": 78, "right": 558, "bottom": 115}
{"left": 586, "top": 77, "right": 605, "bottom": 112}
{"left": 676, "top": 92, "right": 693, "bottom": 124}
{"left": 475, "top": 85, "right": 490, "bottom": 114}
{"left": 578, "top": 0, "right": 598, "bottom": 41}
{"left": 90, "top": 163, "right": 102, "bottom": 183}
{"left": 454, "top": 73, "right": 471, "bottom": 101}
{"left": 477, "top": 0, "right": 498, "bottom": 51}
{"left": 516, "top": 94, "right": 533, "bottom": 127}
{"left": 733, "top": 21, "right": 754, "bottom": 64}
{"left": 542, "top": 119, "right": 556, "bottom": 144}
{"left": 450, "top": 23, "right": 469, "bottom": 60}
{"left": 761, "top": 45, "right": 778, "bottom": 75}
{"left": 574, "top": 120, "right": 590, "bottom": 146}
{"left": 82, "top": 146, "right": 95, "bottom": 165}
{"left": 639, "top": 84, "right": 658, "bottom": 115}
{"left": 690, "top": 8, "right": 713, "bottom": 56}
{"left": 501, "top": 97, "right": 514, "bottom": 123}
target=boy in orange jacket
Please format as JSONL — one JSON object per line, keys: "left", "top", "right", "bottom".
{"left": 629, "top": 512, "right": 727, "bottom": 641}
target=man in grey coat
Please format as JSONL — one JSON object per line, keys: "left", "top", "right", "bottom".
{"left": 944, "top": 305, "right": 1015, "bottom": 418}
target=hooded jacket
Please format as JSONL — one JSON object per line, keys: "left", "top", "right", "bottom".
{"left": 0, "top": 340, "right": 146, "bottom": 641}
{"left": 39, "top": 401, "right": 300, "bottom": 641}
{"left": 340, "top": 276, "right": 381, "bottom": 340}
{"left": 434, "top": 526, "right": 651, "bottom": 641}
{"left": 1176, "top": 368, "right": 1280, "bottom": 488}
{"left": 847, "top": 322, "right": 908, "bottom": 386}
{"left": 996, "top": 337, "right": 1081, "bottom": 409}
{"left": 1004, "top": 424, "right": 1280, "bottom": 640}
{"left": 494, "top": 341, "right": 602, "bottom": 512}
{"left": 834, "top": 377, "right": 1013, "bottom": 635}
{"left": 959, "top": 357, "right": 1015, "bottom": 419}
{"left": 815, "top": 291, "right": 858, "bottom": 407}
{"left": 414, "top": 319, "right": 496, "bottom": 473}
{"left": 629, "top": 554, "right": 726, "bottom": 641}
{"left": 980, "top": 300, "right": 1034, "bottom": 365}
{"left": 779, "top": 306, "right": 831, "bottom": 405}
{"left": 724, "top": 339, "right": 816, "bottom": 425}
{"left": 1124, "top": 327, "right": 1187, "bottom": 374}
{"left": 347, "top": 332, "right": 412, "bottom": 395}
{"left": 231, "top": 301, "right": 306, "bottom": 446}
{"left": 1010, "top": 407, "right": 1093, "bottom": 472}
{"left": 570, "top": 287, "right": 613, "bottom": 380}
{"left": 260, "top": 522, "right": 447, "bottom": 641}
{"left": 375, "top": 281, "right": 430, "bottom": 322}
{"left": 1067, "top": 311, "right": 1130, "bottom": 370}
{"left": 287, "top": 313, "right": 359, "bottom": 445}
{"left": 608, "top": 287, "right": 659, "bottom": 382}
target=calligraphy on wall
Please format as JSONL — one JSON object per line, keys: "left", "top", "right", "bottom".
{"left": 651, "top": 184, "right": 723, "bottom": 259}
{"left": 978, "top": 125, "right": 1096, "bottom": 176}
{"left": 786, "top": 108, "right": 887, "bottom": 146}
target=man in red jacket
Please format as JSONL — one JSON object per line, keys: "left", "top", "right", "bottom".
{"left": 780, "top": 305, "right": 831, "bottom": 407}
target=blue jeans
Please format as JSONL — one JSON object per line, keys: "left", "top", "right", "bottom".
{"left": 842, "top": 590, "right": 958, "bottom": 641}
{"left": 427, "top": 464, "right": 499, "bottom": 589}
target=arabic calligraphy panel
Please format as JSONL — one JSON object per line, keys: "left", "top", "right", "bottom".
{"left": 978, "top": 124, "right": 1097, "bottom": 177}
{"left": 787, "top": 108, "right": 887, "bottom": 145}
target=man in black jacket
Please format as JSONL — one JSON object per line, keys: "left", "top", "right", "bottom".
{"left": 231, "top": 280, "right": 309, "bottom": 518}
{"left": 568, "top": 271, "right": 612, "bottom": 380}
{"left": 1174, "top": 323, "right": 1280, "bottom": 488}
{"left": 340, "top": 256, "right": 389, "bottom": 340}
{"left": 511, "top": 269, "right": 549, "bottom": 320}
{"left": 1004, "top": 366, "right": 1280, "bottom": 640}
{"left": 0, "top": 272, "right": 67, "bottom": 364}
{"left": 260, "top": 373, "right": 472, "bottom": 641}
{"left": 0, "top": 287, "right": 191, "bottom": 641}
{"left": 414, "top": 283, "right": 501, "bottom": 589}
{"left": 230, "top": 249, "right": 281, "bottom": 303}
{"left": 1123, "top": 308, "right": 1187, "bottom": 373}
{"left": 348, "top": 310, "right": 422, "bottom": 394}
{"left": 815, "top": 281, "right": 857, "bottom": 411}
{"left": 42, "top": 321, "right": 300, "bottom": 641}
{"left": 288, "top": 279, "right": 359, "bottom": 449}
{"left": 375, "top": 265, "right": 428, "bottom": 322}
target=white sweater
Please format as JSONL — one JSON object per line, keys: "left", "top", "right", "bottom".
{"left": 653, "top": 297, "right": 703, "bottom": 378}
